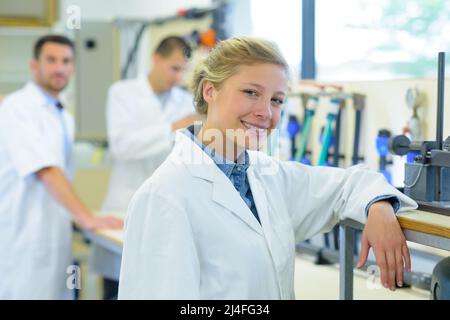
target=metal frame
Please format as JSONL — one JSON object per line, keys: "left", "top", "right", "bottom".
{"left": 339, "top": 223, "right": 356, "bottom": 299}
{"left": 83, "top": 218, "right": 450, "bottom": 295}
{"left": 301, "top": 0, "right": 315, "bottom": 79}
{"left": 83, "top": 230, "right": 122, "bottom": 281}
{"left": 339, "top": 219, "right": 450, "bottom": 300}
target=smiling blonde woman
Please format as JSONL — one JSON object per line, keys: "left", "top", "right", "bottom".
{"left": 118, "top": 36, "right": 417, "bottom": 299}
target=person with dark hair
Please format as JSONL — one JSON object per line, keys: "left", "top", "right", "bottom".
{"left": 33, "top": 34, "right": 76, "bottom": 59}
{"left": 154, "top": 35, "right": 192, "bottom": 59}
{"left": 0, "top": 35, "right": 123, "bottom": 299}
{"left": 102, "top": 35, "right": 198, "bottom": 212}
{"left": 96, "top": 34, "right": 198, "bottom": 300}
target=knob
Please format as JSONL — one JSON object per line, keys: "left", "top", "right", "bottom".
{"left": 389, "top": 135, "right": 411, "bottom": 156}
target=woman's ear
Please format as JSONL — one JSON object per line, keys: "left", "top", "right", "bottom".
{"left": 202, "top": 80, "right": 216, "bottom": 104}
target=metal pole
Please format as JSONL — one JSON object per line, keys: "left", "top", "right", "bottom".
{"left": 339, "top": 224, "right": 355, "bottom": 300}
{"left": 435, "top": 52, "right": 445, "bottom": 200}
{"left": 333, "top": 108, "right": 342, "bottom": 167}
{"left": 436, "top": 52, "right": 445, "bottom": 150}
{"left": 301, "top": 0, "right": 316, "bottom": 79}
{"left": 352, "top": 93, "right": 365, "bottom": 165}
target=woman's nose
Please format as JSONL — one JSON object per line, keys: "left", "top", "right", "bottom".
{"left": 254, "top": 100, "right": 273, "bottom": 120}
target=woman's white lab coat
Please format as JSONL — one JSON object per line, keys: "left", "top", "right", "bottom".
{"left": 102, "top": 75, "right": 194, "bottom": 212}
{"left": 0, "top": 82, "right": 74, "bottom": 299}
{"left": 118, "top": 131, "right": 417, "bottom": 299}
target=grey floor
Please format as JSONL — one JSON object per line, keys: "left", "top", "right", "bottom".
{"left": 294, "top": 254, "right": 429, "bottom": 299}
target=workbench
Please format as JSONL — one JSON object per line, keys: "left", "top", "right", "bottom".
{"left": 84, "top": 228, "right": 123, "bottom": 281}
{"left": 82, "top": 210, "right": 450, "bottom": 298}
{"left": 339, "top": 210, "right": 450, "bottom": 299}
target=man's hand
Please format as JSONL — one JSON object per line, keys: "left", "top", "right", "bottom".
{"left": 81, "top": 215, "right": 124, "bottom": 231}
{"left": 356, "top": 200, "right": 411, "bottom": 291}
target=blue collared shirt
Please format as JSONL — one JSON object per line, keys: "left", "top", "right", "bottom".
{"left": 183, "top": 126, "right": 261, "bottom": 224}
{"left": 366, "top": 195, "right": 400, "bottom": 215}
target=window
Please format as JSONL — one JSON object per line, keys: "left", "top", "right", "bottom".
{"left": 316, "top": 0, "right": 450, "bottom": 80}
{"left": 250, "top": 0, "right": 302, "bottom": 80}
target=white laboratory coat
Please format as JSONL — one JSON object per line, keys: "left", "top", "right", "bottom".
{"left": 118, "top": 131, "right": 417, "bottom": 299}
{"left": 0, "top": 82, "right": 74, "bottom": 299}
{"left": 102, "top": 75, "right": 195, "bottom": 212}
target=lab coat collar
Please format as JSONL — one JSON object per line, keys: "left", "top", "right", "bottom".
{"left": 137, "top": 74, "right": 152, "bottom": 94}
{"left": 137, "top": 73, "right": 174, "bottom": 98}
{"left": 25, "top": 81, "right": 49, "bottom": 107}
{"left": 137, "top": 74, "right": 176, "bottom": 112}
{"left": 172, "top": 131, "right": 263, "bottom": 235}
{"left": 25, "top": 81, "right": 66, "bottom": 113}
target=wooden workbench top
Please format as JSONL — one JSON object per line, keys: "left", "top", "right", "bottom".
{"left": 94, "top": 228, "right": 124, "bottom": 246}
{"left": 397, "top": 210, "right": 450, "bottom": 239}
{"left": 91, "top": 211, "right": 125, "bottom": 246}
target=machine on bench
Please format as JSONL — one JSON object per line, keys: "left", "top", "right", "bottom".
{"left": 390, "top": 52, "right": 450, "bottom": 217}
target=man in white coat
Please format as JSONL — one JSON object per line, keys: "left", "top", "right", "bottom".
{"left": 102, "top": 36, "right": 198, "bottom": 214}
{"left": 98, "top": 36, "right": 197, "bottom": 298}
{"left": 0, "top": 35, "right": 123, "bottom": 299}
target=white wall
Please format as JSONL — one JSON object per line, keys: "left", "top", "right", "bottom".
{"left": 0, "top": 0, "right": 213, "bottom": 95}
{"left": 226, "top": 0, "right": 252, "bottom": 37}
{"left": 289, "top": 78, "right": 450, "bottom": 187}
{"left": 58, "top": 0, "right": 216, "bottom": 80}
{"left": 59, "top": 0, "right": 212, "bottom": 21}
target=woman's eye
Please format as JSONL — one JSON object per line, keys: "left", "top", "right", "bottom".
{"left": 243, "top": 89, "right": 258, "bottom": 97}
{"left": 271, "top": 98, "right": 284, "bottom": 106}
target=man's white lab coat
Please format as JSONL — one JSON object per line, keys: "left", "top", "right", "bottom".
{"left": 0, "top": 82, "right": 74, "bottom": 299}
{"left": 102, "top": 75, "right": 194, "bottom": 212}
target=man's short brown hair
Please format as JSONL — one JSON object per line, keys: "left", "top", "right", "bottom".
{"left": 154, "top": 36, "right": 191, "bottom": 59}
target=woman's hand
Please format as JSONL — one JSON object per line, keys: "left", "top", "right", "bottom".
{"left": 356, "top": 200, "right": 411, "bottom": 291}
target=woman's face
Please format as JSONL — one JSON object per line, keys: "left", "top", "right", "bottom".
{"left": 202, "top": 63, "right": 287, "bottom": 153}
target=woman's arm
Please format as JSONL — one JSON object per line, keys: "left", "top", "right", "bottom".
{"left": 357, "top": 200, "right": 411, "bottom": 291}
{"left": 277, "top": 162, "right": 417, "bottom": 240}
{"left": 277, "top": 161, "right": 417, "bottom": 291}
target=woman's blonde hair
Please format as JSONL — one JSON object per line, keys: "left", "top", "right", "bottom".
{"left": 191, "top": 36, "right": 289, "bottom": 114}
